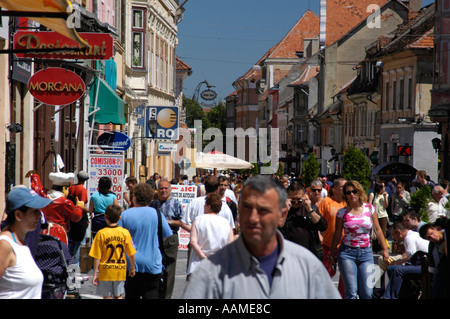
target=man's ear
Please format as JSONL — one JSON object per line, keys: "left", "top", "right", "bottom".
{"left": 278, "top": 201, "right": 289, "bottom": 228}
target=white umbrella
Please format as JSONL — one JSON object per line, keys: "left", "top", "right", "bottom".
{"left": 194, "top": 151, "right": 254, "bottom": 170}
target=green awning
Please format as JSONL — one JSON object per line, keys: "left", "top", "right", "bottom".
{"left": 89, "top": 76, "right": 126, "bottom": 125}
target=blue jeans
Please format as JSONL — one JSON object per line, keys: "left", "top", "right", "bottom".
{"left": 338, "top": 244, "right": 375, "bottom": 299}
{"left": 382, "top": 265, "right": 421, "bottom": 299}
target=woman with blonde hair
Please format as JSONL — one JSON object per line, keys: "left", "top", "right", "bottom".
{"left": 329, "top": 180, "right": 389, "bottom": 299}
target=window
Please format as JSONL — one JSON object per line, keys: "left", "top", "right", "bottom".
{"left": 399, "top": 79, "right": 404, "bottom": 110}
{"left": 407, "top": 78, "right": 413, "bottom": 109}
{"left": 385, "top": 82, "right": 389, "bottom": 111}
{"left": 132, "top": 8, "right": 145, "bottom": 68}
{"left": 392, "top": 80, "right": 397, "bottom": 110}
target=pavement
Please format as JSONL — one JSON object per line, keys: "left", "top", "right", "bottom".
{"left": 77, "top": 248, "right": 386, "bottom": 299}
{"left": 77, "top": 249, "right": 190, "bottom": 299}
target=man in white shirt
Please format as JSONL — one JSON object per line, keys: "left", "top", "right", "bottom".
{"left": 427, "top": 186, "right": 448, "bottom": 223}
{"left": 182, "top": 175, "right": 235, "bottom": 232}
{"left": 382, "top": 221, "right": 430, "bottom": 299}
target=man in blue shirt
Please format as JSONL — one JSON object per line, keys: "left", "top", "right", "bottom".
{"left": 119, "top": 183, "right": 172, "bottom": 299}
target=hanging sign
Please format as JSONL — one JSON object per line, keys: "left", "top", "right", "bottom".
{"left": 97, "top": 131, "right": 132, "bottom": 153}
{"left": 200, "top": 89, "right": 217, "bottom": 101}
{"left": 28, "top": 67, "right": 85, "bottom": 105}
{"left": 13, "top": 31, "right": 113, "bottom": 60}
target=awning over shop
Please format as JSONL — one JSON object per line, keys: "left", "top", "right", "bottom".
{"left": 0, "top": 0, "right": 88, "bottom": 49}
{"left": 89, "top": 76, "right": 126, "bottom": 125}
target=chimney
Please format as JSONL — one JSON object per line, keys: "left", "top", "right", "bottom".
{"left": 408, "top": 0, "right": 422, "bottom": 20}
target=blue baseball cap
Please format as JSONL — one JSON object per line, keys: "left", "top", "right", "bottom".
{"left": 6, "top": 187, "right": 53, "bottom": 214}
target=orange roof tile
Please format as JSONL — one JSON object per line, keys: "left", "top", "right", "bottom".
{"left": 268, "top": 10, "right": 320, "bottom": 59}
{"left": 325, "top": 0, "right": 390, "bottom": 46}
{"left": 176, "top": 57, "right": 192, "bottom": 74}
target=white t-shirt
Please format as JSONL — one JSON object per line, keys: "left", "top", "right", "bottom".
{"left": 0, "top": 235, "right": 44, "bottom": 299}
{"left": 182, "top": 195, "right": 235, "bottom": 229}
{"left": 404, "top": 230, "right": 429, "bottom": 258}
{"left": 187, "top": 214, "right": 231, "bottom": 275}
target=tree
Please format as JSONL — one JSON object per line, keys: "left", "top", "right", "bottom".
{"left": 183, "top": 96, "right": 206, "bottom": 128}
{"left": 410, "top": 186, "right": 431, "bottom": 222}
{"left": 302, "top": 152, "right": 319, "bottom": 186}
{"left": 206, "top": 102, "right": 226, "bottom": 132}
{"left": 342, "top": 147, "right": 370, "bottom": 190}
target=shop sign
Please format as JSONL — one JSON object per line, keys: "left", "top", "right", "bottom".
{"left": 13, "top": 31, "right": 113, "bottom": 60}
{"left": 87, "top": 154, "right": 125, "bottom": 206}
{"left": 28, "top": 67, "right": 85, "bottom": 105}
{"left": 157, "top": 142, "right": 177, "bottom": 153}
{"left": 200, "top": 89, "right": 217, "bottom": 101}
{"left": 97, "top": 131, "right": 131, "bottom": 153}
{"left": 145, "top": 106, "right": 179, "bottom": 140}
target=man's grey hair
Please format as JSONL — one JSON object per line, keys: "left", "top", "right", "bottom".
{"left": 241, "top": 175, "right": 288, "bottom": 209}
{"left": 432, "top": 185, "right": 444, "bottom": 195}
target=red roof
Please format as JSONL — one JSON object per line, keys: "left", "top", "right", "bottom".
{"left": 268, "top": 10, "right": 320, "bottom": 59}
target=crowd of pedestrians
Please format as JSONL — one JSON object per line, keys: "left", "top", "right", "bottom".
{"left": 0, "top": 167, "right": 449, "bottom": 299}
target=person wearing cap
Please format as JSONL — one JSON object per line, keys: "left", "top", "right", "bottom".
{"left": 68, "top": 171, "right": 90, "bottom": 264}
{"left": 68, "top": 171, "right": 89, "bottom": 205}
{"left": 41, "top": 172, "right": 84, "bottom": 244}
{"left": 0, "top": 187, "right": 53, "bottom": 299}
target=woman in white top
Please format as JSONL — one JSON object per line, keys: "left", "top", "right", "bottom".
{"left": 373, "top": 182, "right": 389, "bottom": 239}
{"left": 187, "top": 193, "right": 234, "bottom": 276}
{"left": 0, "top": 187, "right": 52, "bottom": 299}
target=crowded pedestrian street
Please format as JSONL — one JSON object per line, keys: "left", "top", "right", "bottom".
{"left": 0, "top": 0, "right": 449, "bottom": 306}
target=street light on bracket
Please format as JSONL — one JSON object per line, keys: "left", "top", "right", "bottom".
{"left": 192, "top": 80, "right": 215, "bottom": 102}
{"left": 148, "top": 119, "right": 158, "bottom": 139}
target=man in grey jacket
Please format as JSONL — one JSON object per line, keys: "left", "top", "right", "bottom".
{"left": 182, "top": 175, "right": 341, "bottom": 299}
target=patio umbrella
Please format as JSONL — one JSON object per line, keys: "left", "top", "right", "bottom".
{"left": 194, "top": 151, "right": 253, "bottom": 170}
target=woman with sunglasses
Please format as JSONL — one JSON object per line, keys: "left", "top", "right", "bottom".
{"left": 329, "top": 180, "right": 389, "bottom": 299}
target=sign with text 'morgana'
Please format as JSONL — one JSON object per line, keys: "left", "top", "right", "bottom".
{"left": 28, "top": 67, "right": 85, "bottom": 105}
{"left": 13, "top": 31, "right": 113, "bottom": 60}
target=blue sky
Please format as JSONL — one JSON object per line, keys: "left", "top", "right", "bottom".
{"left": 176, "top": 0, "right": 434, "bottom": 104}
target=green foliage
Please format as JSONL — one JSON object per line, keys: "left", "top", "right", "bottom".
{"left": 410, "top": 186, "right": 431, "bottom": 222}
{"left": 302, "top": 152, "right": 319, "bottom": 186}
{"left": 247, "top": 163, "right": 259, "bottom": 176}
{"left": 183, "top": 96, "right": 205, "bottom": 128}
{"left": 183, "top": 96, "right": 227, "bottom": 149}
{"left": 342, "top": 147, "right": 370, "bottom": 190}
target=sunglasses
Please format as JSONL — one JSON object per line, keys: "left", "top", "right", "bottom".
{"left": 311, "top": 189, "right": 321, "bottom": 192}
{"left": 344, "top": 190, "right": 358, "bottom": 195}
{"left": 290, "top": 199, "right": 303, "bottom": 204}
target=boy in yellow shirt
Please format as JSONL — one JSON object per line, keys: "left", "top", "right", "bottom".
{"left": 89, "top": 204, "right": 136, "bottom": 299}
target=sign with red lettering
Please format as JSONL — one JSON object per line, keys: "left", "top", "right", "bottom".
{"left": 170, "top": 184, "right": 198, "bottom": 250}
{"left": 87, "top": 154, "right": 125, "bottom": 206}
{"left": 13, "top": 31, "right": 113, "bottom": 60}
{"left": 28, "top": 67, "right": 85, "bottom": 105}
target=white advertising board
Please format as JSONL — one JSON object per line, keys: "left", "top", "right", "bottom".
{"left": 87, "top": 154, "right": 125, "bottom": 206}
{"left": 170, "top": 184, "right": 197, "bottom": 250}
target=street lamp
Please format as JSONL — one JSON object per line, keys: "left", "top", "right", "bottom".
{"left": 432, "top": 137, "right": 441, "bottom": 153}
{"left": 148, "top": 119, "right": 158, "bottom": 138}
